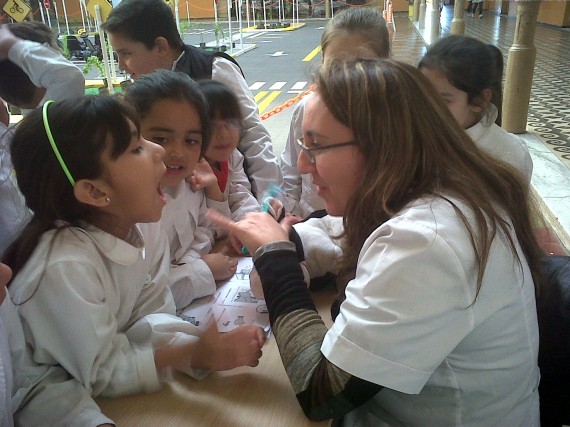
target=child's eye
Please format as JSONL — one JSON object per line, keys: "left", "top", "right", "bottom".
{"left": 306, "top": 139, "right": 321, "bottom": 149}
{"left": 152, "top": 137, "right": 167, "bottom": 145}
{"left": 132, "top": 145, "right": 144, "bottom": 154}
{"left": 185, "top": 138, "right": 202, "bottom": 146}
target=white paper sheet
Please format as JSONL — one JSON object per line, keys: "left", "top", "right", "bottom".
{"left": 179, "top": 257, "right": 270, "bottom": 335}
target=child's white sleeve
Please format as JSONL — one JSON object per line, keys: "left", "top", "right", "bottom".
{"left": 8, "top": 39, "right": 85, "bottom": 105}
{"left": 227, "top": 150, "right": 260, "bottom": 221}
{"left": 211, "top": 57, "right": 283, "bottom": 200}
{"left": 293, "top": 216, "right": 345, "bottom": 278}
{"left": 280, "top": 96, "right": 308, "bottom": 216}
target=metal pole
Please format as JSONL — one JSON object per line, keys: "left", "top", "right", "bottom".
{"left": 227, "top": 0, "right": 233, "bottom": 52}
{"left": 238, "top": 0, "right": 243, "bottom": 48}
{"left": 186, "top": 0, "right": 190, "bottom": 20}
{"left": 95, "top": 5, "right": 113, "bottom": 93}
{"left": 263, "top": 0, "right": 267, "bottom": 29}
{"left": 246, "top": 0, "right": 250, "bottom": 28}
{"left": 61, "top": 0, "right": 70, "bottom": 34}
{"left": 175, "top": 0, "right": 180, "bottom": 33}
{"left": 79, "top": 0, "right": 86, "bottom": 30}
{"left": 429, "top": 0, "right": 440, "bottom": 44}
{"left": 53, "top": 0, "right": 61, "bottom": 34}
{"left": 38, "top": 2, "right": 46, "bottom": 24}
{"left": 252, "top": 1, "right": 256, "bottom": 27}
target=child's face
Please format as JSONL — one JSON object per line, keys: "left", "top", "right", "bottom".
{"left": 140, "top": 99, "right": 203, "bottom": 189}
{"left": 0, "top": 263, "right": 12, "bottom": 305}
{"left": 108, "top": 33, "right": 166, "bottom": 79}
{"left": 420, "top": 67, "right": 480, "bottom": 129}
{"left": 98, "top": 121, "right": 166, "bottom": 235}
{"left": 204, "top": 115, "right": 240, "bottom": 163}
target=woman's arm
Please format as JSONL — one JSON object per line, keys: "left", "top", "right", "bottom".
{"left": 256, "top": 248, "right": 383, "bottom": 421}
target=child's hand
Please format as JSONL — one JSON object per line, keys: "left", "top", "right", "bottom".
{"left": 0, "top": 25, "right": 18, "bottom": 60}
{"left": 193, "top": 323, "right": 265, "bottom": 371}
{"left": 203, "top": 252, "right": 238, "bottom": 281}
{"left": 188, "top": 158, "right": 218, "bottom": 191}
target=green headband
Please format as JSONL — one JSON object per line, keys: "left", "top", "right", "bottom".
{"left": 42, "top": 100, "right": 75, "bottom": 186}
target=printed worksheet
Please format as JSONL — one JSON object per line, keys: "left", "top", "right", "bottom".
{"left": 179, "top": 257, "right": 270, "bottom": 334}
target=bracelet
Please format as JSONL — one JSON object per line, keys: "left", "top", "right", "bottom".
{"left": 252, "top": 241, "right": 296, "bottom": 262}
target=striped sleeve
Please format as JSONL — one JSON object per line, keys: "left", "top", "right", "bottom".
{"left": 255, "top": 250, "right": 383, "bottom": 421}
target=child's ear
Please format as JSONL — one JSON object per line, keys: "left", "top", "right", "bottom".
{"left": 471, "top": 88, "right": 492, "bottom": 113}
{"left": 154, "top": 37, "right": 171, "bottom": 56}
{"left": 73, "top": 179, "right": 111, "bottom": 208}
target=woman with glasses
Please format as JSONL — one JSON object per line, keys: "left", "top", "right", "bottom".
{"left": 280, "top": 7, "right": 390, "bottom": 218}
{"left": 208, "top": 58, "right": 543, "bottom": 426}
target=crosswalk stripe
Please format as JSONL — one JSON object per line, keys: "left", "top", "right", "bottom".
{"left": 291, "top": 81, "right": 307, "bottom": 90}
{"left": 269, "top": 81, "right": 286, "bottom": 90}
{"left": 257, "top": 91, "right": 281, "bottom": 114}
{"left": 254, "top": 91, "right": 268, "bottom": 102}
{"left": 249, "top": 81, "right": 266, "bottom": 90}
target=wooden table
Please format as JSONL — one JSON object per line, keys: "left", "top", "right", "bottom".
{"left": 96, "top": 289, "right": 336, "bottom": 427}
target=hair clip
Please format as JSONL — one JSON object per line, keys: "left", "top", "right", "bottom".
{"left": 43, "top": 100, "right": 75, "bottom": 186}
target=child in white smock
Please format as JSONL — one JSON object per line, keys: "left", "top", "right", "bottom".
{"left": 0, "top": 22, "right": 85, "bottom": 257}
{"left": 279, "top": 8, "right": 390, "bottom": 218}
{"left": 419, "top": 35, "right": 533, "bottom": 187}
{"left": 126, "top": 70, "right": 239, "bottom": 311}
{"left": 4, "top": 96, "right": 264, "bottom": 405}
{"left": 193, "top": 80, "right": 259, "bottom": 228}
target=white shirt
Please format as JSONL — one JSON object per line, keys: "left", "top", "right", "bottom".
{"left": 9, "top": 223, "right": 206, "bottom": 400}
{"left": 1, "top": 291, "right": 114, "bottom": 427}
{"left": 209, "top": 150, "right": 260, "bottom": 228}
{"left": 211, "top": 57, "right": 283, "bottom": 200}
{"left": 1, "top": 40, "right": 85, "bottom": 256}
{"left": 0, "top": 126, "right": 29, "bottom": 258}
{"left": 280, "top": 94, "right": 325, "bottom": 217}
{"left": 8, "top": 40, "right": 85, "bottom": 109}
{"left": 300, "top": 196, "right": 540, "bottom": 426}
{"left": 160, "top": 181, "right": 221, "bottom": 310}
{"left": 467, "top": 107, "right": 533, "bottom": 187}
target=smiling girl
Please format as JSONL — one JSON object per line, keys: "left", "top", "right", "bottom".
{"left": 126, "top": 70, "right": 240, "bottom": 310}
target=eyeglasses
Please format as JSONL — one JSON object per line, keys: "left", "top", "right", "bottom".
{"left": 296, "top": 137, "right": 356, "bottom": 164}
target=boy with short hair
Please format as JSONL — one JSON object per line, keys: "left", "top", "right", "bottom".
{"left": 103, "top": 0, "right": 282, "bottom": 200}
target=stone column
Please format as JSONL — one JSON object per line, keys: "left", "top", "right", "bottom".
{"left": 430, "top": 0, "right": 440, "bottom": 43}
{"left": 419, "top": 0, "right": 427, "bottom": 28}
{"left": 413, "top": 0, "right": 420, "bottom": 21}
{"left": 450, "top": 0, "right": 466, "bottom": 34}
{"left": 502, "top": 0, "right": 541, "bottom": 133}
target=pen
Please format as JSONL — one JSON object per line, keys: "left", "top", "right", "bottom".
{"left": 241, "top": 184, "right": 281, "bottom": 254}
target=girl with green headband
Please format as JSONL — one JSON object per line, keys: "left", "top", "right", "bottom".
{"left": 3, "top": 96, "right": 264, "bottom": 418}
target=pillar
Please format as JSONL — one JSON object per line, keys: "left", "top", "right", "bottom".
{"left": 413, "top": 0, "right": 420, "bottom": 21}
{"left": 419, "top": 0, "right": 426, "bottom": 28}
{"left": 502, "top": 0, "right": 541, "bottom": 133}
{"left": 430, "top": 0, "right": 440, "bottom": 43}
{"left": 450, "top": 0, "right": 466, "bottom": 34}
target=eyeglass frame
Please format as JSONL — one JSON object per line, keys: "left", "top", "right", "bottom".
{"left": 296, "top": 137, "right": 357, "bottom": 164}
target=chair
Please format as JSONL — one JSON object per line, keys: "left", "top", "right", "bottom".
{"left": 537, "top": 255, "right": 570, "bottom": 427}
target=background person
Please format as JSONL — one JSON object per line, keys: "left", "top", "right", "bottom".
{"left": 102, "top": 0, "right": 282, "bottom": 201}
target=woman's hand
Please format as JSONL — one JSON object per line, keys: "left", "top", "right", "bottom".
{"left": 207, "top": 210, "right": 290, "bottom": 255}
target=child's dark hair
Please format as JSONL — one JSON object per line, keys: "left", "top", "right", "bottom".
{"left": 3, "top": 96, "right": 139, "bottom": 278}
{"left": 102, "top": 0, "right": 184, "bottom": 51}
{"left": 0, "top": 22, "right": 58, "bottom": 108}
{"left": 124, "top": 69, "right": 211, "bottom": 156}
{"left": 198, "top": 80, "right": 242, "bottom": 122}
{"left": 418, "top": 35, "right": 504, "bottom": 125}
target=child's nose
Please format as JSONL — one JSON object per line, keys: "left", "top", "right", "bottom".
{"left": 153, "top": 143, "right": 165, "bottom": 161}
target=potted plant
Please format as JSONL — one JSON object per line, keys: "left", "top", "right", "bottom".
{"left": 82, "top": 56, "right": 110, "bottom": 95}
{"left": 212, "top": 22, "right": 227, "bottom": 52}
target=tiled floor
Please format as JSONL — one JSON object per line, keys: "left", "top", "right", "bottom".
{"left": 390, "top": 9, "right": 570, "bottom": 255}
